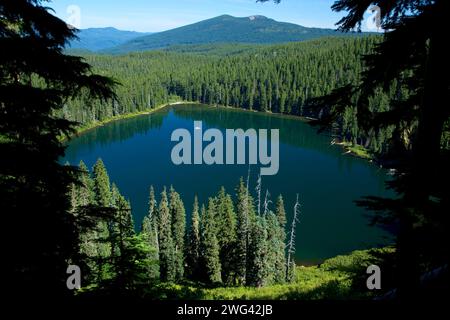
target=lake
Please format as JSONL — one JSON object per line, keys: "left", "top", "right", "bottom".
{"left": 64, "top": 103, "right": 391, "bottom": 264}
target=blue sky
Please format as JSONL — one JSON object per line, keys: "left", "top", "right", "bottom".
{"left": 50, "top": 0, "right": 351, "bottom": 32}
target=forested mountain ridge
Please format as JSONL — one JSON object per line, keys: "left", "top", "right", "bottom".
{"left": 68, "top": 27, "right": 151, "bottom": 51}
{"left": 104, "top": 15, "right": 363, "bottom": 54}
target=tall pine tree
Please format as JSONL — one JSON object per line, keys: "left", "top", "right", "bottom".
{"left": 169, "top": 186, "right": 186, "bottom": 281}
{"left": 141, "top": 186, "right": 160, "bottom": 279}
{"left": 200, "top": 199, "right": 222, "bottom": 284}
{"left": 215, "top": 187, "right": 236, "bottom": 284}
{"left": 185, "top": 196, "right": 201, "bottom": 280}
{"left": 157, "top": 187, "right": 176, "bottom": 282}
{"left": 274, "top": 195, "right": 287, "bottom": 283}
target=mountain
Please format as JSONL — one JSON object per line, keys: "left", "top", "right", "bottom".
{"left": 68, "top": 27, "right": 151, "bottom": 51}
{"left": 105, "top": 15, "right": 358, "bottom": 54}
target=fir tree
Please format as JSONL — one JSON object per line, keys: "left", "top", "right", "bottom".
{"left": 200, "top": 199, "right": 222, "bottom": 284}
{"left": 110, "top": 234, "right": 160, "bottom": 291}
{"left": 275, "top": 195, "right": 287, "bottom": 231}
{"left": 274, "top": 195, "right": 287, "bottom": 283}
{"left": 247, "top": 216, "right": 269, "bottom": 287}
{"left": 91, "top": 158, "right": 113, "bottom": 280}
{"left": 215, "top": 187, "right": 236, "bottom": 284}
{"left": 92, "top": 158, "right": 112, "bottom": 207}
{"left": 234, "top": 178, "right": 249, "bottom": 284}
{"left": 234, "top": 176, "right": 257, "bottom": 285}
{"left": 75, "top": 161, "right": 99, "bottom": 283}
{"left": 169, "top": 186, "right": 186, "bottom": 280}
{"left": 141, "top": 186, "right": 160, "bottom": 279}
{"left": 78, "top": 160, "right": 95, "bottom": 206}
{"left": 157, "top": 187, "right": 176, "bottom": 282}
{"left": 1, "top": 0, "right": 115, "bottom": 294}
{"left": 110, "top": 187, "right": 136, "bottom": 289}
{"left": 186, "top": 196, "right": 201, "bottom": 280}
{"left": 266, "top": 211, "right": 284, "bottom": 284}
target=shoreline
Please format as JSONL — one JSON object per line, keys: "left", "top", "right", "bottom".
{"left": 64, "top": 101, "right": 374, "bottom": 161}
{"left": 61, "top": 100, "right": 189, "bottom": 142}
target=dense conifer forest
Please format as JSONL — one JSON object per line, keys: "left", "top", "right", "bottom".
{"left": 61, "top": 36, "right": 403, "bottom": 157}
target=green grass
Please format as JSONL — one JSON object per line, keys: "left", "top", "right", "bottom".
{"left": 149, "top": 247, "right": 394, "bottom": 300}
{"left": 340, "top": 141, "right": 372, "bottom": 159}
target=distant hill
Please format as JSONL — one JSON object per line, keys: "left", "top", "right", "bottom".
{"left": 105, "top": 15, "right": 361, "bottom": 54}
{"left": 68, "top": 27, "right": 151, "bottom": 51}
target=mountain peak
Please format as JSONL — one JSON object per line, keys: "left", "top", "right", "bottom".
{"left": 105, "top": 15, "right": 352, "bottom": 54}
{"left": 248, "top": 15, "right": 268, "bottom": 21}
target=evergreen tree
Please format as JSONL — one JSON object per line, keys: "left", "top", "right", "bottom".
{"left": 91, "top": 159, "right": 113, "bottom": 280}
{"left": 234, "top": 177, "right": 257, "bottom": 285}
{"left": 275, "top": 195, "right": 287, "bottom": 231}
{"left": 92, "top": 158, "right": 112, "bottom": 207}
{"left": 1, "top": 0, "right": 115, "bottom": 295}
{"left": 274, "top": 195, "right": 287, "bottom": 283}
{"left": 157, "top": 187, "right": 176, "bottom": 282}
{"left": 169, "top": 186, "right": 186, "bottom": 280}
{"left": 266, "top": 211, "right": 284, "bottom": 284}
{"left": 78, "top": 160, "right": 95, "bottom": 206}
{"left": 108, "top": 187, "right": 135, "bottom": 289}
{"left": 109, "top": 233, "right": 160, "bottom": 292}
{"left": 75, "top": 161, "right": 99, "bottom": 283}
{"left": 112, "top": 185, "right": 134, "bottom": 237}
{"left": 234, "top": 178, "right": 249, "bottom": 284}
{"left": 247, "top": 216, "right": 269, "bottom": 287}
{"left": 186, "top": 196, "right": 201, "bottom": 280}
{"left": 141, "top": 186, "right": 160, "bottom": 279}
{"left": 148, "top": 185, "right": 158, "bottom": 231}
{"left": 215, "top": 187, "right": 237, "bottom": 284}
{"left": 200, "top": 199, "right": 222, "bottom": 284}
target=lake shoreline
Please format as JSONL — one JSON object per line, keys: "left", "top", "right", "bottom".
{"left": 65, "top": 101, "right": 375, "bottom": 163}
{"left": 61, "top": 100, "right": 190, "bottom": 142}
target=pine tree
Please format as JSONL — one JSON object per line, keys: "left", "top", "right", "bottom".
{"left": 76, "top": 161, "right": 99, "bottom": 283}
{"left": 157, "top": 187, "right": 176, "bottom": 282}
{"left": 78, "top": 160, "right": 95, "bottom": 206}
{"left": 112, "top": 185, "right": 134, "bottom": 237}
{"left": 186, "top": 196, "right": 201, "bottom": 280}
{"left": 200, "top": 199, "right": 222, "bottom": 284}
{"left": 148, "top": 185, "right": 158, "bottom": 232}
{"left": 92, "top": 158, "right": 112, "bottom": 207}
{"left": 215, "top": 187, "right": 236, "bottom": 284}
{"left": 113, "top": 233, "right": 160, "bottom": 291}
{"left": 169, "top": 186, "right": 186, "bottom": 280}
{"left": 274, "top": 195, "right": 287, "bottom": 283}
{"left": 1, "top": 0, "right": 115, "bottom": 294}
{"left": 247, "top": 216, "right": 269, "bottom": 287}
{"left": 91, "top": 158, "right": 112, "bottom": 280}
{"left": 266, "top": 211, "right": 284, "bottom": 284}
{"left": 141, "top": 186, "right": 160, "bottom": 279}
{"left": 110, "top": 186, "right": 136, "bottom": 288}
{"left": 234, "top": 178, "right": 249, "bottom": 284}
{"left": 275, "top": 195, "right": 287, "bottom": 231}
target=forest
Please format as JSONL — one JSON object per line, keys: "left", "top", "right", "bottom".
{"left": 69, "top": 159, "right": 297, "bottom": 291}
{"left": 60, "top": 36, "right": 412, "bottom": 159}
